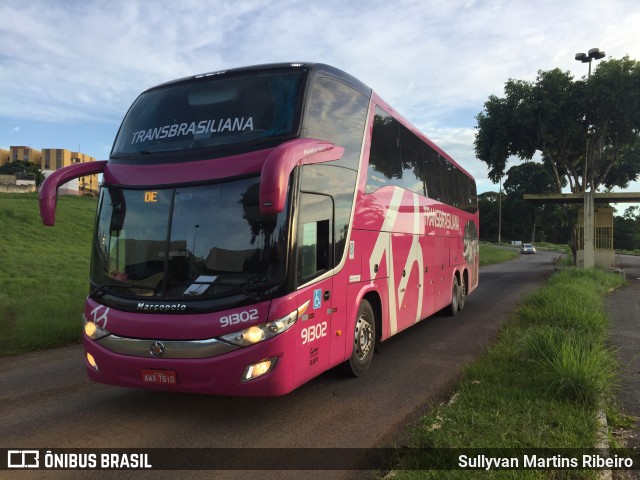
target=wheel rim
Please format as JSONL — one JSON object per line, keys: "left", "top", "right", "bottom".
{"left": 354, "top": 314, "right": 373, "bottom": 360}
{"left": 459, "top": 281, "right": 466, "bottom": 306}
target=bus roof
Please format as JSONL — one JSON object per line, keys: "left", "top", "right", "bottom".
{"left": 147, "top": 62, "right": 372, "bottom": 99}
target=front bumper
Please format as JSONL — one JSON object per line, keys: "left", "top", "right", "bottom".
{"left": 83, "top": 333, "right": 296, "bottom": 397}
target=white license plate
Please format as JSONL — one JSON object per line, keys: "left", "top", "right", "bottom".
{"left": 141, "top": 369, "right": 177, "bottom": 385}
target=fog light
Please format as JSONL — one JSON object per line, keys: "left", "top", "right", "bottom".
{"left": 86, "top": 352, "right": 99, "bottom": 371}
{"left": 242, "top": 357, "right": 277, "bottom": 382}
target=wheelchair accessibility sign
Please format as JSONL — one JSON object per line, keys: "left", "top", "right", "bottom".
{"left": 313, "top": 289, "right": 322, "bottom": 309}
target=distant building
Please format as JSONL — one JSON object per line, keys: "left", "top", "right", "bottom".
{"left": 10, "top": 145, "right": 42, "bottom": 165}
{"left": 1, "top": 145, "right": 99, "bottom": 196}
{"left": 42, "top": 148, "right": 99, "bottom": 196}
{"left": 0, "top": 148, "right": 9, "bottom": 168}
{"left": 0, "top": 147, "right": 41, "bottom": 192}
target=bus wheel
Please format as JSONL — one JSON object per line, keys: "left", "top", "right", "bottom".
{"left": 447, "top": 280, "right": 459, "bottom": 316}
{"left": 458, "top": 278, "right": 466, "bottom": 311}
{"left": 347, "top": 299, "right": 376, "bottom": 377}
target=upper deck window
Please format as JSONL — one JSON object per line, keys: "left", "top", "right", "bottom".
{"left": 111, "top": 70, "right": 305, "bottom": 157}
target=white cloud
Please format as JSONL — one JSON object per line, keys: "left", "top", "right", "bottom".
{"left": 1, "top": 0, "right": 639, "bottom": 194}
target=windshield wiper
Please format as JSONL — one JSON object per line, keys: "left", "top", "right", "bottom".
{"left": 209, "top": 282, "right": 261, "bottom": 302}
{"left": 90, "top": 283, "right": 156, "bottom": 298}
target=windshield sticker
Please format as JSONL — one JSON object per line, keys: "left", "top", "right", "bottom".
{"left": 131, "top": 117, "right": 254, "bottom": 144}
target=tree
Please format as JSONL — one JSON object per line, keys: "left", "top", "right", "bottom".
{"left": 475, "top": 56, "right": 640, "bottom": 195}
{"left": 502, "top": 163, "right": 560, "bottom": 242}
{"left": 475, "top": 57, "right": 640, "bottom": 255}
{"left": 478, "top": 191, "right": 501, "bottom": 241}
{"left": 0, "top": 160, "right": 45, "bottom": 186}
{"left": 503, "top": 162, "right": 556, "bottom": 196}
{"left": 613, "top": 207, "right": 640, "bottom": 251}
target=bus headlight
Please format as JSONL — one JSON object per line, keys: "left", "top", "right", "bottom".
{"left": 84, "top": 320, "right": 111, "bottom": 340}
{"left": 219, "top": 301, "right": 309, "bottom": 347}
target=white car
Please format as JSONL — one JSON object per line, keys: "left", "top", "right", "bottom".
{"left": 520, "top": 243, "right": 536, "bottom": 254}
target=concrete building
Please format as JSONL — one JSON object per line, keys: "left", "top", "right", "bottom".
{"left": 0, "top": 148, "right": 9, "bottom": 168}
{"left": 41, "top": 148, "right": 99, "bottom": 195}
{"left": 1, "top": 145, "right": 99, "bottom": 196}
{"left": 9, "top": 146, "right": 42, "bottom": 166}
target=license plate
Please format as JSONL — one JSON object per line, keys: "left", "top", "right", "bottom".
{"left": 141, "top": 369, "right": 177, "bottom": 385}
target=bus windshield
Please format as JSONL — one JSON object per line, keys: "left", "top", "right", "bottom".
{"left": 90, "top": 177, "right": 289, "bottom": 300}
{"left": 111, "top": 69, "right": 305, "bottom": 156}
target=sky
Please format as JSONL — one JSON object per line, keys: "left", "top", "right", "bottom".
{"left": 1, "top": 0, "right": 640, "bottom": 208}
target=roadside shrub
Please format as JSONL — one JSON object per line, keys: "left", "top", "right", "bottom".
{"left": 537, "top": 337, "right": 618, "bottom": 405}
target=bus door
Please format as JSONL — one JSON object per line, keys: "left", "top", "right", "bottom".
{"left": 294, "top": 193, "right": 334, "bottom": 385}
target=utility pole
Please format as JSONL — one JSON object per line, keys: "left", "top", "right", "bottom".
{"left": 574, "top": 47, "right": 605, "bottom": 267}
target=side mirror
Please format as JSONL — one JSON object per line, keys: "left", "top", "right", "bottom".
{"left": 39, "top": 161, "right": 108, "bottom": 226}
{"left": 259, "top": 139, "right": 344, "bottom": 214}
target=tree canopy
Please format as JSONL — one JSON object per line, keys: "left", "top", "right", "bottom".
{"left": 478, "top": 163, "right": 567, "bottom": 244}
{"left": 475, "top": 56, "right": 640, "bottom": 194}
{"left": 0, "top": 160, "right": 45, "bottom": 186}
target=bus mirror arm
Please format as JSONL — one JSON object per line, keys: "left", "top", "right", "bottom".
{"left": 39, "top": 161, "right": 108, "bottom": 226}
{"left": 259, "top": 139, "right": 344, "bottom": 214}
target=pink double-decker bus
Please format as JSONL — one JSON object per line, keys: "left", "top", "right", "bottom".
{"left": 40, "top": 63, "right": 478, "bottom": 396}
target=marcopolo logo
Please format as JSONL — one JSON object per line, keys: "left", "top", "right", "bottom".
{"left": 137, "top": 303, "right": 187, "bottom": 312}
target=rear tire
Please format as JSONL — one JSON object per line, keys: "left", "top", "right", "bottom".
{"left": 458, "top": 278, "right": 466, "bottom": 311}
{"left": 447, "top": 280, "right": 459, "bottom": 316}
{"left": 346, "top": 300, "right": 376, "bottom": 377}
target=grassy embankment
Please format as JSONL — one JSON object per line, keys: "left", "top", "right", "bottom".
{"left": 479, "top": 244, "right": 520, "bottom": 266}
{"left": 0, "top": 193, "right": 96, "bottom": 356}
{"left": 392, "top": 267, "right": 627, "bottom": 479}
{"left": 0, "top": 194, "right": 524, "bottom": 357}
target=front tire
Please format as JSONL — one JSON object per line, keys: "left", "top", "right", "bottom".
{"left": 347, "top": 300, "right": 376, "bottom": 377}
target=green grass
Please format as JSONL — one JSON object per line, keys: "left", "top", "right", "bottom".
{"left": 615, "top": 248, "right": 640, "bottom": 256}
{"left": 392, "top": 268, "right": 626, "bottom": 479}
{"left": 479, "top": 244, "right": 520, "bottom": 266}
{"left": 532, "top": 242, "right": 571, "bottom": 254}
{"left": 0, "top": 196, "right": 523, "bottom": 357}
{"left": 0, "top": 193, "right": 97, "bottom": 355}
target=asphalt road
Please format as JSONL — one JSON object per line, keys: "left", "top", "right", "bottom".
{"left": 607, "top": 254, "right": 640, "bottom": 470}
{"left": 0, "top": 250, "right": 558, "bottom": 480}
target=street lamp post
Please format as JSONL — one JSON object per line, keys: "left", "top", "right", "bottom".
{"left": 498, "top": 176, "right": 502, "bottom": 244}
{"left": 574, "top": 47, "right": 605, "bottom": 268}
{"left": 575, "top": 48, "right": 605, "bottom": 78}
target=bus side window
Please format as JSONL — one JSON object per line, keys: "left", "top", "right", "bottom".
{"left": 297, "top": 193, "right": 333, "bottom": 284}
{"left": 366, "top": 107, "right": 403, "bottom": 193}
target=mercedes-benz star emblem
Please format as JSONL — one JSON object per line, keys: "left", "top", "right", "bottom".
{"left": 149, "top": 341, "right": 165, "bottom": 358}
